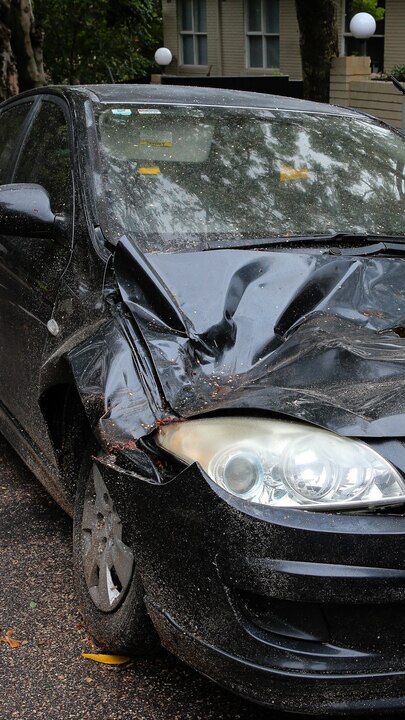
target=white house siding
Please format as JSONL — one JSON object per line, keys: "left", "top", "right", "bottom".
{"left": 162, "top": 0, "right": 228, "bottom": 75}
{"left": 384, "top": 0, "right": 405, "bottom": 74}
{"left": 279, "top": 0, "right": 302, "bottom": 79}
{"left": 220, "top": 0, "right": 245, "bottom": 74}
{"left": 161, "top": 0, "right": 387, "bottom": 82}
{"left": 207, "top": 0, "right": 222, "bottom": 74}
{"left": 221, "top": 0, "right": 304, "bottom": 78}
{"left": 162, "top": 0, "right": 305, "bottom": 79}
{"left": 162, "top": 1, "right": 179, "bottom": 73}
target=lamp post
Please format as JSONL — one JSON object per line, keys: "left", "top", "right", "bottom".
{"left": 349, "top": 12, "right": 376, "bottom": 39}
{"left": 154, "top": 47, "right": 173, "bottom": 75}
{"left": 349, "top": 12, "right": 376, "bottom": 64}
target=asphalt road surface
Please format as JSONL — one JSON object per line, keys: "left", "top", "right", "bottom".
{"left": 0, "top": 433, "right": 354, "bottom": 720}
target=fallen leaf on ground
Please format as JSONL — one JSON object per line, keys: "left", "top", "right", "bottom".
{"left": 0, "top": 630, "right": 24, "bottom": 648}
{"left": 81, "top": 652, "right": 131, "bottom": 665}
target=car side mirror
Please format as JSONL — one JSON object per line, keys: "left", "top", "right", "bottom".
{"left": 0, "top": 183, "right": 63, "bottom": 238}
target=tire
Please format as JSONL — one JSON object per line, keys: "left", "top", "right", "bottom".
{"left": 73, "top": 445, "right": 158, "bottom": 654}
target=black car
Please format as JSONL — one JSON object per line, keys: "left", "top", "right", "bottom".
{"left": 2, "top": 83, "right": 405, "bottom": 715}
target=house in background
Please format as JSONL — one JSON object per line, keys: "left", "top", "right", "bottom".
{"left": 161, "top": 0, "right": 404, "bottom": 81}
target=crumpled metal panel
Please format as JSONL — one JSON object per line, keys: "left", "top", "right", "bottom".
{"left": 68, "top": 315, "right": 168, "bottom": 450}
{"left": 115, "top": 235, "right": 405, "bottom": 438}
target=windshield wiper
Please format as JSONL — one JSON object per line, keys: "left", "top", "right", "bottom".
{"left": 329, "top": 241, "right": 405, "bottom": 257}
{"left": 202, "top": 233, "right": 405, "bottom": 252}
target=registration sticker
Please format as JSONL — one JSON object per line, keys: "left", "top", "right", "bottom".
{"left": 138, "top": 109, "right": 162, "bottom": 115}
{"left": 111, "top": 109, "right": 132, "bottom": 116}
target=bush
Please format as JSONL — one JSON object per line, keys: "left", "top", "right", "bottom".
{"left": 351, "top": 0, "right": 385, "bottom": 21}
{"left": 391, "top": 65, "right": 405, "bottom": 82}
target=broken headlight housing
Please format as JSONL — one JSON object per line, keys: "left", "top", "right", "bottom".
{"left": 155, "top": 417, "right": 405, "bottom": 510}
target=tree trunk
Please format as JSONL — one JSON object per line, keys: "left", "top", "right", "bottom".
{"left": 0, "top": 0, "right": 17, "bottom": 101}
{"left": 9, "top": 0, "right": 46, "bottom": 91}
{"left": 295, "top": 0, "right": 339, "bottom": 103}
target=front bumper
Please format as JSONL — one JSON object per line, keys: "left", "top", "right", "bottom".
{"left": 146, "top": 603, "right": 405, "bottom": 716}
{"left": 100, "top": 460, "right": 405, "bottom": 715}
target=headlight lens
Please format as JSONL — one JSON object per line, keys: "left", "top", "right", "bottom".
{"left": 155, "top": 417, "right": 405, "bottom": 510}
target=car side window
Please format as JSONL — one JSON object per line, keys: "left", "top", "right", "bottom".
{"left": 0, "top": 102, "right": 33, "bottom": 184}
{"left": 13, "top": 101, "right": 73, "bottom": 216}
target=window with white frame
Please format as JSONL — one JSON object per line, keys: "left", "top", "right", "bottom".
{"left": 246, "top": 0, "right": 280, "bottom": 69}
{"left": 179, "top": 0, "right": 208, "bottom": 66}
{"left": 343, "top": 0, "right": 385, "bottom": 73}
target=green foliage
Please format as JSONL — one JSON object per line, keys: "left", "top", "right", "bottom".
{"left": 32, "top": 0, "right": 162, "bottom": 84}
{"left": 350, "top": 0, "right": 385, "bottom": 22}
{"left": 391, "top": 65, "right": 405, "bottom": 82}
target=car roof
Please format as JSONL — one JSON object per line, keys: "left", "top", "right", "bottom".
{"left": 0, "top": 83, "right": 362, "bottom": 118}
{"left": 77, "top": 84, "right": 360, "bottom": 116}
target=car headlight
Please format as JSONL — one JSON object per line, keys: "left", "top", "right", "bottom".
{"left": 155, "top": 417, "right": 405, "bottom": 510}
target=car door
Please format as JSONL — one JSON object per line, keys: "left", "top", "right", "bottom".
{"left": 0, "top": 97, "right": 74, "bottom": 457}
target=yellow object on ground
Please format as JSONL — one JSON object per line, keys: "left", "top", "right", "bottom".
{"left": 81, "top": 653, "right": 131, "bottom": 665}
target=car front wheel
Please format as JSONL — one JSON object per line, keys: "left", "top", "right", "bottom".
{"left": 73, "top": 448, "right": 157, "bottom": 654}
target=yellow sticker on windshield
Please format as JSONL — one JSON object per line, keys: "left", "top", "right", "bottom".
{"left": 138, "top": 167, "right": 161, "bottom": 174}
{"left": 140, "top": 140, "right": 173, "bottom": 148}
{"left": 139, "top": 131, "right": 173, "bottom": 148}
{"left": 280, "top": 165, "right": 309, "bottom": 182}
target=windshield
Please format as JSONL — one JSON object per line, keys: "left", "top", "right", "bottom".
{"left": 96, "top": 104, "right": 405, "bottom": 252}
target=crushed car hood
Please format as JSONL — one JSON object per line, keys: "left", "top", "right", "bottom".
{"left": 115, "top": 236, "right": 405, "bottom": 438}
